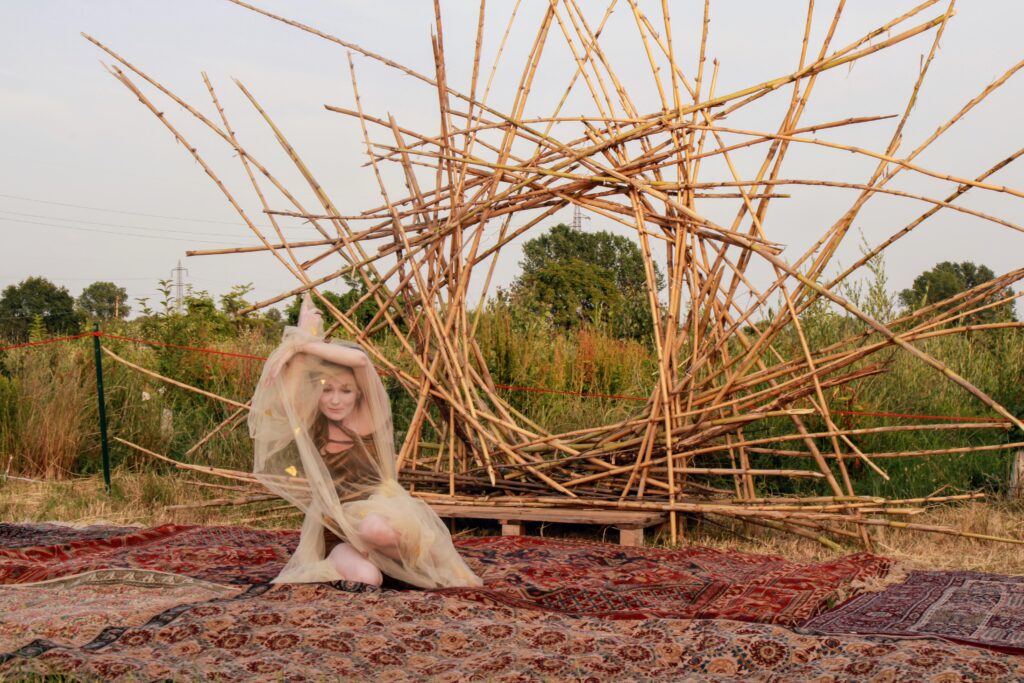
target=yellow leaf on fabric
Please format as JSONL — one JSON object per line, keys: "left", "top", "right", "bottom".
{"left": 285, "top": 465, "right": 298, "bottom": 477}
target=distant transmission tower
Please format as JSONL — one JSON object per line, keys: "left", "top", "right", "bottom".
{"left": 571, "top": 204, "right": 590, "bottom": 231}
{"left": 171, "top": 260, "right": 189, "bottom": 314}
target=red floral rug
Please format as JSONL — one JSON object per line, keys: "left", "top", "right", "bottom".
{"left": 0, "top": 525, "right": 894, "bottom": 626}
{"left": 3, "top": 580, "right": 1022, "bottom": 682}
{"left": 444, "top": 535, "right": 896, "bottom": 625}
{"left": 0, "top": 569, "right": 242, "bottom": 651}
{"left": 0, "top": 524, "right": 297, "bottom": 585}
{"left": 801, "top": 570, "right": 1024, "bottom": 656}
{"left": 1, "top": 523, "right": 1018, "bottom": 681}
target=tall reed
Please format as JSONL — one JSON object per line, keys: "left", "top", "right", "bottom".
{"left": 0, "top": 341, "right": 94, "bottom": 478}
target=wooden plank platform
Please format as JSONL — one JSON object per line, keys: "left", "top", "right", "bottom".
{"left": 429, "top": 504, "right": 666, "bottom": 547}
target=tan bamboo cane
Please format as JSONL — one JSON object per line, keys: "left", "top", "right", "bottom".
{"left": 102, "top": 348, "right": 248, "bottom": 410}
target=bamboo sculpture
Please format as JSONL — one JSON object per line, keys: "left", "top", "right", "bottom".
{"left": 88, "top": 0, "right": 1024, "bottom": 549}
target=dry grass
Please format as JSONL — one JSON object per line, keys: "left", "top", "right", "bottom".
{"left": 0, "top": 469, "right": 300, "bottom": 530}
{"left": 872, "top": 502, "right": 1024, "bottom": 574}
{"left": 1, "top": 345, "right": 94, "bottom": 478}
{"left": 656, "top": 502, "right": 1024, "bottom": 575}
{"left": 3, "top": 470, "right": 1023, "bottom": 575}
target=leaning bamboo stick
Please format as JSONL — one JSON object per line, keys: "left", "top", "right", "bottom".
{"left": 114, "top": 437, "right": 260, "bottom": 485}
{"left": 185, "top": 406, "right": 249, "bottom": 459}
{"left": 164, "top": 494, "right": 277, "bottom": 511}
{"left": 746, "top": 441, "right": 1024, "bottom": 460}
{"left": 102, "top": 347, "right": 248, "bottom": 410}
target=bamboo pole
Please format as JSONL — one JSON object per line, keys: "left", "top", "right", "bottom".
{"left": 85, "top": 0, "right": 1024, "bottom": 551}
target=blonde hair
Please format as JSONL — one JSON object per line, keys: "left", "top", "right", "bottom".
{"left": 312, "top": 364, "right": 364, "bottom": 453}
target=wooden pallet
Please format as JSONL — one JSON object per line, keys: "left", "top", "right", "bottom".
{"left": 429, "top": 504, "right": 666, "bottom": 547}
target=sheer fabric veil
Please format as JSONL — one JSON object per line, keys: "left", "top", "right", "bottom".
{"left": 248, "top": 296, "right": 481, "bottom": 589}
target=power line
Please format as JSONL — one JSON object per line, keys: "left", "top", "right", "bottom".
{"left": 0, "top": 209, "right": 247, "bottom": 239}
{"left": 0, "top": 207, "right": 311, "bottom": 238}
{"left": 0, "top": 216, "right": 250, "bottom": 246}
{"left": 0, "top": 275, "right": 155, "bottom": 282}
{"left": 0, "top": 192, "right": 279, "bottom": 229}
{"left": 189, "top": 276, "right": 286, "bottom": 293}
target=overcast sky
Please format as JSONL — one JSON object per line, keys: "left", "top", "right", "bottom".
{"left": 2, "top": 1, "right": 1022, "bottom": 319}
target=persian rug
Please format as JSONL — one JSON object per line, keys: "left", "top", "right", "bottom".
{"left": 0, "top": 525, "right": 894, "bottom": 627}
{"left": 0, "top": 569, "right": 242, "bottom": 651}
{"left": 0, "top": 524, "right": 298, "bottom": 586}
{"left": 2, "top": 581, "right": 1021, "bottom": 682}
{"left": 0, "top": 521, "right": 138, "bottom": 549}
{"left": 801, "top": 570, "right": 1024, "bottom": 656}
{"left": 447, "top": 535, "right": 898, "bottom": 625}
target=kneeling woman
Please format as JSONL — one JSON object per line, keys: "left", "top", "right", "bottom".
{"left": 249, "top": 295, "right": 481, "bottom": 589}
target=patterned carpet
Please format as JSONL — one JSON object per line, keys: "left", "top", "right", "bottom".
{"left": 443, "top": 535, "right": 896, "bottom": 625}
{"left": 0, "top": 524, "right": 893, "bottom": 625}
{"left": 1, "top": 522, "right": 1020, "bottom": 681}
{"left": 801, "top": 570, "right": 1024, "bottom": 655}
{"left": 4, "top": 580, "right": 1023, "bottom": 682}
{"left": 0, "top": 569, "right": 243, "bottom": 651}
{"left": 0, "top": 523, "right": 298, "bottom": 585}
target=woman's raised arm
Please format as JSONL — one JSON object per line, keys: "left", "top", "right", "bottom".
{"left": 269, "top": 293, "right": 369, "bottom": 378}
{"left": 298, "top": 340, "right": 369, "bottom": 368}
{"left": 269, "top": 339, "right": 368, "bottom": 379}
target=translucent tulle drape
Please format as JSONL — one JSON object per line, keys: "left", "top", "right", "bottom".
{"left": 249, "top": 307, "right": 481, "bottom": 589}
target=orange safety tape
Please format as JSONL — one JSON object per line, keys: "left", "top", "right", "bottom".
{"left": 0, "top": 333, "right": 95, "bottom": 351}
{"left": 97, "top": 333, "right": 268, "bottom": 361}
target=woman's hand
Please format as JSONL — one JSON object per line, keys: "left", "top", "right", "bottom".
{"left": 297, "top": 292, "right": 324, "bottom": 336}
{"left": 268, "top": 293, "right": 325, "bottom": 379}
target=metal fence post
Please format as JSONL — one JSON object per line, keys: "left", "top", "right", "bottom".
{"left": 92, "top": 323, "right": 112, "bottom": 493}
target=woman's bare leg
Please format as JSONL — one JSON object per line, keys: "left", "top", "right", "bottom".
{"left": 326, "top": 542, "right": 383, "bottom": 586}
{"left": 357, "top": 513, "right": 401, "bottom": 559}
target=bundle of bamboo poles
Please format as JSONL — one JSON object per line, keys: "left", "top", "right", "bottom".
{"left": 88, "top": 0, "right": 1024, "bottom": 549}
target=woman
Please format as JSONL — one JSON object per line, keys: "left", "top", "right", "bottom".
{"left": 248, "top": 293, "right": 482, "bottom": 589}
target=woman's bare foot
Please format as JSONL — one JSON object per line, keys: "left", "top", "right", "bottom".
{"left": 327, "top": 542, "right": 383, "bottom": 586}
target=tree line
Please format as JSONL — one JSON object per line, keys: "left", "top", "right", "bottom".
{"left": 1, "top": 223, "right": 1016, "bottom": 344}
